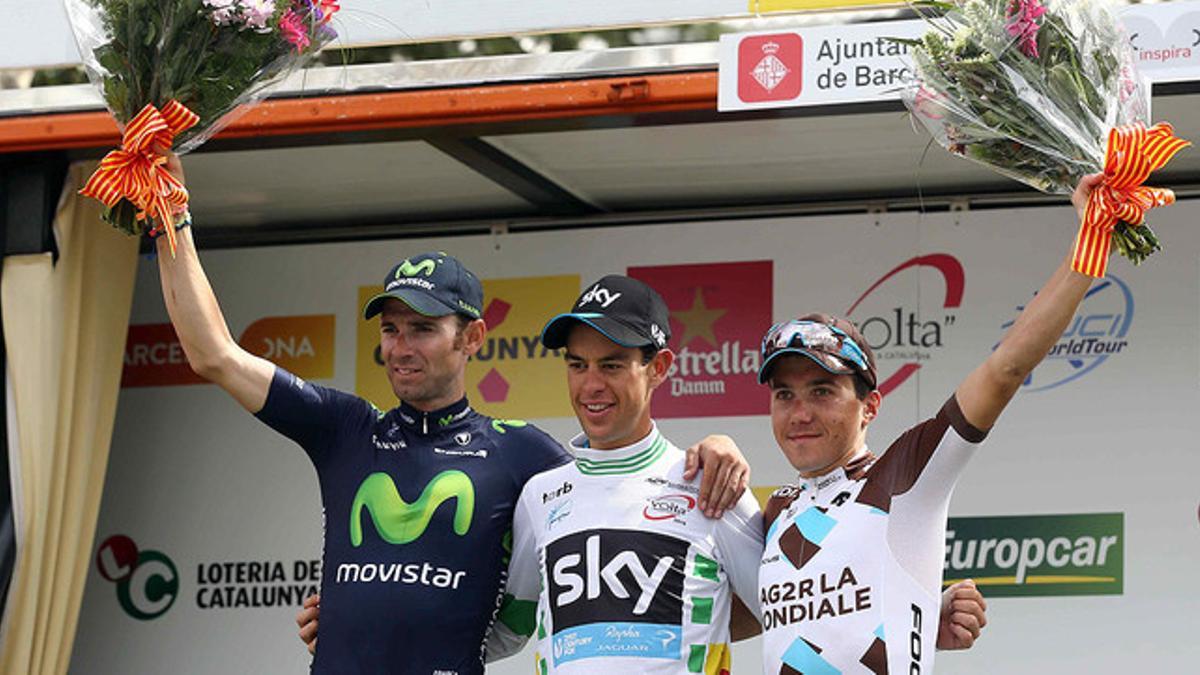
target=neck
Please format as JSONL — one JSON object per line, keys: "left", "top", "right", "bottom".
{"left": 798, "top": 439, "right": 867, "bottom": 479}
{"left": 588, "top": 417, "right": 654, "bottom": 450}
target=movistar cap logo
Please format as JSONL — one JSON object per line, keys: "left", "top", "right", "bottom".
{"left": 396, "top": 257, "right": 441, "bottom": 278}
{"left": 350, "top": 470, "right": 475, "bottom": 546}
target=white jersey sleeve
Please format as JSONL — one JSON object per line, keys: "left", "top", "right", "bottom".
{"left": 485, "top": 483, "right": 540, "bottom": 663}
{"left": 711, "top": 489, "right": 765, "bottom": 621}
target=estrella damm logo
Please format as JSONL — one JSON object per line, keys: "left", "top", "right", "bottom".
{"left": 398, "top": 258, "right": 439, "bottom": 278}
{"left": 355, "top": 276, "right": 579, "bottom": 418}
{"left": 943, "top": 513, "right": 1123, "bottom": 597}
{"left": 95, "top": 535, "right": 179, "bottom": 620}
{"left": 350, "top": 470, "right": 475, "bottom": 546}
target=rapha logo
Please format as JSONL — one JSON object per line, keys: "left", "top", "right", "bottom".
{"left": 579, "top": 284, "right": 622, "bottom": 309}
{"left": 1003, "top": 274, "right": 1133, "bottom": 392}
{"left": 846, "top": 254, "right": 964, "bottom": 397}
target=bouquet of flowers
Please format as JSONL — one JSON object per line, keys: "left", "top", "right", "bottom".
{"left": 900, "top": 0, "right": 1189, "bottom": 277}
{"left": 66, "top": 0, "right": 341, "bottom": 254}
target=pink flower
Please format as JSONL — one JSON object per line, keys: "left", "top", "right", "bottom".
{"left": 280, "top": 9, "right": 311, "bottom": 52}
{"left": 238, "top": 0, "right": 276, "bottom": 33}
{"left": 315, "top": 0, "right": 340, "bottom": 26}
{"left": 1006, "top": 0, "right": 1047, "bottom": 59}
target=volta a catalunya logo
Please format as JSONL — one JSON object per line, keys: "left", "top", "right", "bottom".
{"left": 350, "top": 470, "right": 475, "bottom": 546}
{"left": 846, "top": 254, "right": 965, "bottom": 397}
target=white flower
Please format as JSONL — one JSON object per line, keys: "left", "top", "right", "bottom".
{"left": 238, "top": 0, "right": 276, "bottom": 33}
{"left": 203, "top": 0, "right": 239, "bottom": 25}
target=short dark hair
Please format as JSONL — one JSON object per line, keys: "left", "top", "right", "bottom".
{"left": 639, "top": 345, "right": 660, "bottom": 364}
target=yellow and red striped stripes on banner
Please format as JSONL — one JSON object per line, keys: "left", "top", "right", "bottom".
{"left": 1073, "top": 122, "right": 1190, "bottom": 278}
{"left": 79, "top": 101, "right": 199, "bottom": 257}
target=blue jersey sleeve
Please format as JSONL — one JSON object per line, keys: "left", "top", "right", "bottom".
{"left": 253, "top": 366, "right": 377, "bottom": 467}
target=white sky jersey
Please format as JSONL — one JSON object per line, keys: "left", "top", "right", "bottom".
{"left": 499, "top": 425, "right": 764, "bottom": 675}
{"left": 758, "top": 396, "right": 987, "bottom": 675}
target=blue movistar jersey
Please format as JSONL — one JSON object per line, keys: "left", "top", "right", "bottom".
{"left": 255, "top": 367, "right": 570, "bottom": 675}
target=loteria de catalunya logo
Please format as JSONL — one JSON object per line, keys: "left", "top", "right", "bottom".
{"left": 845, "top": 254, "right": 964, "bottom": 397}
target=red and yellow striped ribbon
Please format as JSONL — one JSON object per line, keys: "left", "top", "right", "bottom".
{"left": 79, "top": 101, "right": 200, "bottom": 257}
{"left": 1073, "top": 122, "right": 1190, "bottom": 278}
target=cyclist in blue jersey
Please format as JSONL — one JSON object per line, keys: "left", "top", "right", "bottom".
{"left": 155, "top": 154, "right": 751, "bottom": 675}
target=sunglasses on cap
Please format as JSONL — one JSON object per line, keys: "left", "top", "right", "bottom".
{"left": 759, "top": 320, "right": 872, "bottom": 384}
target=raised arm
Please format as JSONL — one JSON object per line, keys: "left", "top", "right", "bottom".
{"left": 157, "top": 154, "right": 274, "bottom": 412}
{"left": 955, "top": 174, "right": 1103, "bottom": 430}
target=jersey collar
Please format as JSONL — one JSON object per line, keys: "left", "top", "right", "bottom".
{"left": 394, "top": 397, "right": 473, "bottom": 435}
{"left": 569, "top": 424, "right": 669, "bottom": 476}
{"left": 799, "top": 446, "right": 875, "bottom": 495}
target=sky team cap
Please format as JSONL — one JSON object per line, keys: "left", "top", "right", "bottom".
{"left": 362, "top": 252, "right": 484, "bottom": 320}
{"left": 540, "top": 275, "right": 671, "bottom": 350}
{"left": 758, "top": 313, "right": 878, "bottom": 389}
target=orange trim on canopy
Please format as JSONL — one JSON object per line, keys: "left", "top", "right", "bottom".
{"left": 0, "top": 72, "right": 719, "bottom": 153}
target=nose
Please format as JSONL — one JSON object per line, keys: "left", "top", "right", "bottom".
{"left": 578, "top": 366, "right": 606, "bottom": 397}
{"left": 787, "top": 399, "right": 814, "bottom": 426}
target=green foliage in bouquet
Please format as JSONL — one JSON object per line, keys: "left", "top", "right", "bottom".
{"left": 899, "top": 0, "right": 1160, "bottom": 264}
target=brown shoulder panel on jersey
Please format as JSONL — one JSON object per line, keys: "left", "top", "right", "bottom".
{"left": 762, "top": 484, "right": 801, "bottom": 536}
{"left": 856, "top": 396, "right": 972, "bottom": 509}
{"left": 943, "top": 393, "right": 989, "bottom": 443}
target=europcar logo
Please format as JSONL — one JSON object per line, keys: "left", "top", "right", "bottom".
{"left": 628, "top": 261, "right": 772, "bottom": 418}
{"left": 943, "top": 513, "right": 1123, "bottom": 597}
{"left": 356, "top": 276, "right": 579, "bottom": 417}
{"left": 846, "top": 254, "right": 964, "bottom": 397}
{"left": 96, "top": 535, "right": 179, "bottom": 621}
{"left": 1003, "top": 275, "right": 1133, "bottom": 391}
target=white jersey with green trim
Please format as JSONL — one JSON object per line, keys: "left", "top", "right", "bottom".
{"left": 758, "top": 396, "right": 987, "bottom": 675}
{"left": 494, "top": 425, "right": 764, "bottom": 674}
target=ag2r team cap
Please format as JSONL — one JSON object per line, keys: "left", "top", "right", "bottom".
{"left": 362, "top": 252, "right": 484, "bottom": 320}
{"left": 541, "top": 275, "right": 671, "bottom": 350}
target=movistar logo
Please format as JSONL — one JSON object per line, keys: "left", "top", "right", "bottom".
{"left": 439, "top": 414, "right": 455, "bottom": 427}
{"left": 491, "top": 419, "right": 527, "bottom": 434}
{"left": 397, "top": 258, "right": 439, "bottom": 278}
{"left": 350, "top": 470, "right": 475, "bottom": 546}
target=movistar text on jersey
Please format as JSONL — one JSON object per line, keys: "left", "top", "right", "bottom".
{"left": 336, "top": 561, "right": 467, "bottom": 589}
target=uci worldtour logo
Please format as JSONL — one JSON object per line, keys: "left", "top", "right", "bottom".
{"left": 846, "top": 254, "right": 965, "bottom": 397}
{"left": 1003, "top": 275, "right": 1133, "bottom": 391}
{"left": 96, "top": 535, "right": 179, "bottom": 621}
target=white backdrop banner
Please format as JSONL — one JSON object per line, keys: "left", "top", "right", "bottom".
{"left": 71, "top": 199, "right": 1200, "bottom": 673}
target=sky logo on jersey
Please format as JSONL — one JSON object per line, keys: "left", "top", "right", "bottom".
{"left": 943, "top": 513, "right": 1123, "bottom": 597}
{"left": 1000, "top": 275, "right": 1134, "bottom": 392}
{"left": 628, "top": 261, "right": 772, "bottom": 417}
{"left": 95, "top": 535, "right": 179, "bottom": 621}
{"left": 845, "top": 254, "right": 964, "bottom": 397}
{"left": 547, "top": 529, "right": 689, "bottom": 659}
{"left": 349, "top": 470, "right": 475, "bottom": 546}
{"left": 123, "top": 315, "right": 335, "bottom": 387}
{"left": 356, "top": 277, "right": 578, "bottom": 417}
